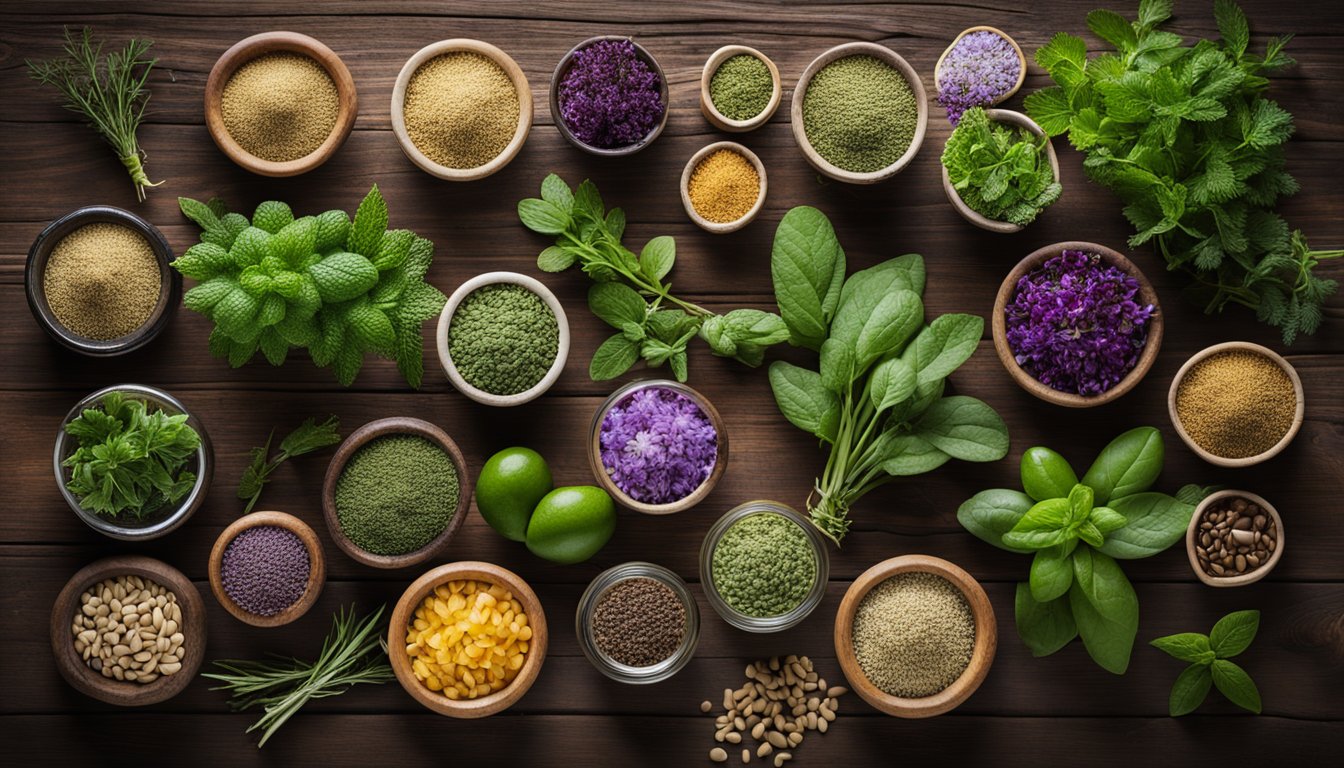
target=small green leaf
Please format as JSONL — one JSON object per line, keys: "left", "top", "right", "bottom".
{"left": 1151, "top": 632, "right": 1214, "bottom": 663}
{"left": 868, "top": 357, "right": 917, "bottom": 413}
{"left": 873, "top": 432, "right": 950, "bottom": 476}
{"left": 253, "top": 200, "right": 294, "bottom": 235}
{"left": 1068, "top": 484, "right": 1095, "bottom": 525}
{"left": 348, "top": 185, "right": 388, "bottom": 257}
{"left": 1211, "top": 659, "right": 1262, "bottom": 714}
{"left": 308, "top": 252, "right": 379, "bottom": 303}
{"left": 722, "top": 309, "right": 789, "bottom": 347}
{"left": 538, "top": 245, "right": 577, "bottom": 272}
{"left": 589, "top": 334, "right": 640, "bottom": 381}
{"left": 1169, "top": 663, "right": 1214, "bottom": 716}
{"left": 640, "top": 236, "right": 676, "bottom": 283}
{"left": 179, "top": 197, "right": 222, "bottom": 232}
{"left": 913, "top": 395, "right": 1010, "bottom": 463}
{"left": 1096, "top": 493, "right": 1194, "bottom": 560}
{"left": 518, "top": 198, "right": 570, "bottom": 235}
{"left": 1020, "top": 446, "right": 1079, "bottom": 502}
{"left": 540, "top": 173, "right": 575, "bottom": 213}
{"left": 1087, "top": 9, "right": 1138, "bottom": 52}
{"left": 1082, "top": 426, "right": 1165, "bottom": 505}
{"left": 1210, "top": 610, "right": 1260, "bottom": 658}
{"left": 1015, "top": 583, "right": 1078, "bottom": 657}
{"left": 1089, "top": 506, "right": 1128, "bottom": 535}
{"left": 768, "top": 361, "right": 840, "bottom": 443}
{"left": 770, "top": 206, "right": 846, "bottom": 351}
{"left": 1003, "top": 497, "right": 1073, "bottom": 550}
{"left": 1030, "top": 546, "right": 1074, "bottom": 602}
{"left": 899, "top": 313, "right": 983, "bottom": 388}
{"left": 957, "top": 489, "right": 1036, "bottom": 553}
{"left": 588, "top": 283, "right": 647, "bottom": 330}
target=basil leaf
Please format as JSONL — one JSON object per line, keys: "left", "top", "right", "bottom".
{"left": 1150, "top": 632, "right": 1214, "bottom": 663}
{"left": 639, "top": 236, "right": 676, "bottom": 283}
{"left": 1089, "top": 506, "right": 1127, "bottom": 535}
{"left": 1002, "top": 498, "right": 1072, "bottom": 550}
{"left": 588, "top": 283, "right": 647, "bottom": 330}
{"left": 872, "top": 432, "right": 950, "bottom": 476}
{"left": 1069, "top": 548, "right": 1138, "bottom": 674}
{"left": 1015, "top": 583, "right": 1078, "bottom": 657}
{"left": 1081, "top": 426, "right": 1165, "bottom": 505}
{"left": 1020, "top": 446, "right": 1079, "bottom": 502}
{"left": 1068, "top": 484, "right": 1095, "bottom": 526}
{"left": 770, "top": 206, "right": 845, "bottom": 351}
{"left": 1096, "top": 493, "right": 1194, "bottom": 560}
{"left": 768, "top": 362, "right": 839, "bottom": 443}
{"left": 1169, "top": 663, "right": 1213, "bottom": 716}
{"left": 913, "top": 396, "right": 1010, "bottom": 462}
{"left": 1077, "top": 521, "right": 1105, "bottom": 548}
{"left": 899, "top": 313, "right": 983, "bottom": 387}
{"left": 1210, "top": 659, "right": 1262, "bottom": 714}
{"left": 589, "top": 334, "right": 640, "bottom": 380}
{"left": 868, "top": 357, "right": 917, "bottom": 413}
{"left": 1030, "top": 546, "right": 1074, "bottom": 602}
{"left": 1209, "top": 610, "right": 1260, "bottom": 659}
{"left": 957, "top": 489, "right": 1036, "bottom": 552}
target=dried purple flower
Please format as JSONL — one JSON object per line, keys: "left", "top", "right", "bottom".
{"left": 600, "top": 385, "right": 717, "bottom": 505}
{"left": 1005, "top": 249, "right": 1155, "bottom": 396}
{"left": 937, "top": 30, "right": 1021, "bottom": 126}
{"left": 558, "top": 38, "right": 664, "bottom": 149}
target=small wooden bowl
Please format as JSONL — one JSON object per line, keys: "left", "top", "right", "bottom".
{"left": 50, "top": 555, "right": 206, "bottom": 706}
{"left": 992, "top": 241, "right": 1164, "bottom": 408}
{"left": 680, "top": 141, "right": 768, "bottom": 234}
{"left": 389, "top": 561, "right": 548, "bottom": 717}
{"left": 1186, "top": 490, "right": 1285, "bottom": 588}
{"left": 321, "top": 417, "right": 471, "bottom": 569}
{"left": 1167, "top": 341, "right": 1305, "bottom": 467}
{"left": 208, "top": 511, "right": 326, "bottom": 627}
{"left": 835, "top": 555, "right": 996, "bottom": 718}
{"left": 205, "top": 31, "right": 358, "bottom": 177}
{"left": 550, "top": 36, "right": 670, "bottom": 156}
{"left": 699, "top": 45, "right": 782, "bottom": 132}
{"left": 790, "top": 42, "right": 928, "bottom": 184}
{"left": 391, "top": 39, "right": 533, "bottom": 181}
{"left": 934, "top": 27, "right": 1027, "bottom": 109}
{"left": 941, "top": 109, "right": 1059, "bottom": 233}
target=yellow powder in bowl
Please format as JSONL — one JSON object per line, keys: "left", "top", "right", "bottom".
{"left": 43, "top": 222, "right": 161, "bottom": 340}
{"left": 221, "top": 52, "right": 339, "bottom": 162}
{"left": 403, "top": 52, "right": 521, "bottom": 170}
{"left": 687, "top": 149, "right": 761, "bottom": 223}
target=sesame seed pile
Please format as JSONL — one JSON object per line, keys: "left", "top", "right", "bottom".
{"left": 403, "top": 52, "right": 520, "bottom": 170}
{"left": 43, "top": 222, "right": 161, "bottom": 340}
{"left": 851, "top": 572, "right": 975, "bottom": 698}
{"left": 221, "top": 52, "right": 339, "bottom": 162}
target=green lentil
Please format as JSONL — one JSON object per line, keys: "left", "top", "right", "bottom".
{"left": 709, "top": 54, "right": 773, "bottom": 121}
{"left": 334, "top": 435, "right": 459, "bottom": 555}
{"left": 802, "top": 54, "right": 918, "bottom": 173}
{"left": 711, "top": 512, "right": 816, "bottom": 617}
{"left": 448, "top": 283, "right": 559, "bottom": 396}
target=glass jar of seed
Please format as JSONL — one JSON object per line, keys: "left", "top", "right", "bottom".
{"left": 575, "top": 561, "right": 699, "bottom": 684}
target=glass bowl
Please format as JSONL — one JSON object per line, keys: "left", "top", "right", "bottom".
{"left": 575, "top": 561, "right": 700, "bottom": 684}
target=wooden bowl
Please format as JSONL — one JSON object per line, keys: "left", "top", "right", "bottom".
{"left": 834, "top": 555, "right": 996, "bottom": 718}
{"left": 790, "top": 42, "right": 928, "bottom": 184}
{"left": 1167, "top": 341, "right": 1305, "bottom": 467}
{"left": 934, "top": 27, "right": 1027, "bottom": 109}
{"left": 208, "top": 510, "right": 326, "bottom": 627}
{"left": 1185, "top": 490, "right": 1285, "bottom": 588}
{"left": 50, "top": 555, "right": 206, "bottom": 706}
{"left": 204, "top": 31, "right": 358, "bottom": 177}
{"left": 550, "top": 36, "right": 670, "bottom": 156}
{"left": 992, "top": 241, "right": 1164, "bottom": 408}
{"left": 321, "top": 417, "right": 471, "bottom": 569}
{"left": 389, "top": 561, "right": 548, "bottom": 717}
{"left": 699, "top": 45, "right": 782, "bottom": 132}
{"left": 391, "top": 39, "right": 533, "bottom": 181}
{"left": 680, "top": 141, "right": 768, "bottom": 234}
{"left": 941, "top": 109, "right": 1059, "bottom": 233}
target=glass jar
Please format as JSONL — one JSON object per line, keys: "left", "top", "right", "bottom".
{"left": 699, "top": 500, "right": 830, "bottom": 632}
{"left": 575, "top": 561, "right": 700, "bottom": 684}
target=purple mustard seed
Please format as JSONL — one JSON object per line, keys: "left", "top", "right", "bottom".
{"left": 558, "top": 38, "right": 664, "bottom": 149}
{"left": 1005, "top": 249, "right": 1155, "bottom": 397}
{"left": 599, "top": 386, "right": 717, "bottom": 505}
{"left": 937, "top": 30, "right": 1021, "bottom": 126}
{"left": 220, "top": 525, "right": 310, "bottom": 616}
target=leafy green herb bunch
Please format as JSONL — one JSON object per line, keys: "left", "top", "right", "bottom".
{"left": 1152, "top": 610, "right": 1263, "bottom": 716}
{"left": 941, "top": 106, "right": 1062, "bottom": 227}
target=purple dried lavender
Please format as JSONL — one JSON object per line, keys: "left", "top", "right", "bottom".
{"left": 937, "top": 30, "right": 1021, "bottom": 126}
{"left": 221, "top": 525, "right": 310, "bottom": 616}
{"left": 599, "top": 386, "right": 717, "bottom": 505}
{"left": 558, "top": 38, "right": 664, "bottom": 149}
{"left": 1005, "top": 250, "right": 1155, "bottom": 396}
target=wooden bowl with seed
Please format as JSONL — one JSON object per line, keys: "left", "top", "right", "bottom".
{"left": 208, "top": 510, "right": 326, "bottom": 627}
{"left": 934, "top": 27, "right": 1027, "bottom": 108}
{"left": 680, "top": 141, "right": 768, "bottom": 234}
{"left": 699, "top": 45, "right": 782, "bottom": 132}
{"left": 50, "top": 555, "right": 206, "bottom": 706}
{"left": 1186, "top": 490, "right": 1284, "bottom": 587}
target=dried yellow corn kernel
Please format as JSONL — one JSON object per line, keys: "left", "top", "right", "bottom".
{"left": 404, "top": 579, "right": 531, "bottom": 700}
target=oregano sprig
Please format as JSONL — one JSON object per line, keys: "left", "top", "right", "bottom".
{"left": 1152, "top": 609, "right": 1263, "bottom": 715}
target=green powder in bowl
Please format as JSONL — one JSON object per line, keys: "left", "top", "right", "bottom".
{"left": 802, "top": 54, "right": 917, "bottom": 173}
{"left": 711, "top": 512, "right": 817, "bottom": 617}
{"left": 710, "top": 54, "right": 773, "bottom": 121}
{"left": 334, "top": 435, "right": 460, "bottom": 555}
{"left": 448, "top": 283, "right": 559, "bottom": 396}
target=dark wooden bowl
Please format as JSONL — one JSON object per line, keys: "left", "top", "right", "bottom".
{"left": 208, "top": 510, "right": 326, "bottom": 627}
{"left": 550, "top": 36, "right": 670, "bottom": 156}
{"left": 835, "top": 555, "right": 996, "bottom": 718}
{"left": 321, "top": 417, "right": 470, "bottom": 569}
{"left": 50, "top": 555, "right": 206, "bottom": 706}
{"left": 389, "top": 561, "right": 548, "bottom": 718}
{"left": 992, "top": 241, "right": 1164, "bottom": 408}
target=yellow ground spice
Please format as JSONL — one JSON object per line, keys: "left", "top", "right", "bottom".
{"left": 1175, "top": 350, "right": 1297, "bottom": 458}
{"left": 687, "top": 149, "right": 760, "bottom": 223}
{"left": 405, "top": 579, "right": 532, "bottom": 701}
{"left": 403, "top": 52, "right": 520, "bottom": 169}
{"left": 43, "top": 222, "right": 161, "bottom": 340}
{"left": 221, "top": 52, "right": 339, "bottom": 162}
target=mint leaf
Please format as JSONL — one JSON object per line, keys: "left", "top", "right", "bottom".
{"left": 518, "top": 198, "right": 570, "bottom": 234}
{"left": 348, "top": 185, "right": 388, "bottom": 257}
{"left": 588, "top": 282, "right": 647, "bottom": 329}
{"left": 590, "top": 334, "right": 640, "bottom": 380}
{"left": 309, "top": 252, "right": 379, "bottom": 303}
{"left": 538, "top": 245, "right": 577, "bottom": 272}
{"left": 639, "top": 236, "right": 676, "bottom": 283}
{"left": 540, "top": 173, "right": 575, "bottom": 213}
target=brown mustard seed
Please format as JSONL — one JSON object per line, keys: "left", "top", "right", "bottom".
{"left": 592, "top": 577, "right": 686, "bottom": 667}
{"left": 688, "top": 149, "right": 760, "bottom": 223}
{"left": 221, "top": 52, "right": 339, "bottom": 162}
{"left": 43, "top": 222, "right": 160, "bottom": 340}
{"left": 403, "top": 52, "right": 520, "bottom": 170}
{"left": 1175, "top": 350, "right": 1296, "bottom": 458}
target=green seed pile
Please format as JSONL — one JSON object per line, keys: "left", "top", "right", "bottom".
{"left": 221, "top": 52, "right": 339, "bottom": 162}
{"left": 403, "top": 52, "right": 520, "bottom": 169}
{"left": 711, "top": 513, "right": 816, "bottom": 618}
{"left": 709, "top": 54, "right": 773, "bottom": 121}
{"left": 43, "top": 222, "right": 161, "bottom": 340}
{"left": 851, "top": 572, "right": 975, "bottom": 698}
{"left": 802, "top": 54, "right": 918, "bottom": 173}
{"left": 448, "top": 284, "right": 559, "bottom": 396}
{"left": 334, "top": 435, "right": 460, "bottom": 556}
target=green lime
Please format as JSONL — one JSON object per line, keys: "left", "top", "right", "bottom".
{"left": 526, "top": 486, "right": 617, "bottom": 564}
{"left": 475, "top": 447, "right": 553, "bottom": 542}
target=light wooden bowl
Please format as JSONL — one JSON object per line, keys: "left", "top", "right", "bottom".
{"left": 322, "top": 417, "right": 470, "bottom": 569}
{"left": 1186, "top": 490, "right": 1285, "bottom": 588}
{"left": 389, "top": 561, "right": 548, "bottom": 718}
{"left": 992, "top": 241, "right": 1164, "bottom": 408}
{"left": 1167, "top": 341, "right": 1305, "bottom": 467}
{"left": 204, "top": 31, "right": 358, "bottom": 177}
{"left": 208, "top": 511, "right": 326, "bottom": 627}
{"left": 790, "top": 42, "right": 928, "bottom": 184}
{"left": 941, "top": 109, "right": 1059, "bottom": 233}
{"left": 51, "top": 555, "right": 206, "bottom": 706}
{"left": 550, "top": 36, "right": 670, "bottom": 156}
{"left": 934, "top": 27, "right": 1027, "bottom": 109}
{"left": 835, "top": 555, "right": 996, "bottom": 718}
{"left": 699, "top": 45, "right": 782, "bottom": 132}
{"left": 679, "top": 141, "right": 768, "bottom": 234}
{"left": 391, "top": 39, "right": 533, "bottom": 181}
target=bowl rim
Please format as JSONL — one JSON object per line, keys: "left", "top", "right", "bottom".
{"left": 1184, "top": 489, "right": 1285, "bottom": 587}
{"left": 204, "top": 31, "right": 359, "bottom": 177}
{"left": 699, "top": 45, "right": 782, "bottom": 132}
{"left": 50, "top": 555, "right": 207, "bottom": 706}
{"left": 388, "top": 560, "right": 548, "bottom": 717}
{"left": 991, "top": 241, "right": 1165, "bottom": 408}
{"left": 1166, "top": 341, "right": 1305, "bottom": 467}
{"left": 940, "top": 108, "right": 1060, "bottom": 234}
{"left": 834, "top": 554, "right": 997, "bottom": 718}
{"left": 207, "top": 510, "right": 327, "bottom": 627}
{"left": 390, "top": 38, "right": 534, "bottom": 181}
{"left": 790, "top": 41, "right": 929, "bottom": 184}
{"left": 933, "top": 26, "right": 1027, "bottom": 108}
{"left": 321, "top": 417, "right": 471, "bottom": 569}
{"left": 574, "top": 561, "right": 700, "bottom": 684}
{"left": 679, "top": 140, "right": 769, "bottom": 234}
{"left": 435, "top": 271, "right": 571, "bottom": 407}
{"left": 550, "top": 35, "right": 670, "bottom": 156}
{"left": 25, "top": 205, "right": 181, "bottom": 357}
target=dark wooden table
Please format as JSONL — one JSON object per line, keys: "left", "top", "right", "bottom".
{"left": 3, "top": 2, "right": 1341, "bottom": 765}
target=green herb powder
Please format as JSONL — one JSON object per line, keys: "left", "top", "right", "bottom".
{"left": 448, "top": 284, "right": 559, "bottom": 396}
{"left": 709, "top": 54, "right": 773, "bottom": 121}
{"left": 711, "top": 512, "right": 816, "bottom": 617}
{"left": 334, "top": 435, "right": 459, "bottom": 555}
{"left": 802, "top": 54, "right": 918, "bottom": 173}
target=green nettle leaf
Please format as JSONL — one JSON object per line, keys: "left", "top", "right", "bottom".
{"left": 868, "top": 357, "right": 917, "bottom": 413}
{"left": 1016, "top": 583, "right": 1079, "bottom": 657}
{"left": 1087, "top": 9, "right": 1139, "bottom": 52}
{"left": 1096, "top": 492, "right": 1194, "bottom": 560}
{"left": 1169, "top": 663, "right": 1214, "bottom": 716}
{"left": 1209, "top": 610, "right": 1260, "bottom": 658}
{"left": 957, "top": 489, "right": 1036, "bottom": 553}
{"left": 1020, "top": 446, "right": 1080, "bottom": 502}
{"left": 640, "top": 236, "right": 676, "bottom": 283}
{"left": 1214, "top": 0, "right": 1250, "bottom": 58}
{"left": 1069, "top": 548, "right": 1139, "bottom": 674}
{"left": 770, "top": 206, "right": 846, "bottom": 351}
{"left": 308, "top": 252, "right": 380, "bottom": 303}
{"left": 1211, "top": 659, "right": 1262, "bottom": 713}
{"left": 1003, "top": 497, "right": 1073, "bottom": 550}
{"left": 588, "top": 282, "right": 647, "bottom": 329}
{"left": 1030, "top": 547, "right": 1075, "bottom": 602}
{"left": 537, "top": 245, "right": 577, "bottom": 272}
{"left": 348, "top": 185, "right": 389, "bottom": 257}
{"left": 1081, "top": 426, "right": 1165, "bottom": 505}
{"left": 1151, "top": 633, "right": 1214, "bottom": 663}
{"left": 590, "top": 334, "right": 640, "bottom": 381}
{"left": 1024, "top": 86, "right": 1074, "bottom": 136}
{"left": 913, "top": 396, "right": 1010, "bottom": 463}
{"left": 768, "top": 361, "right": 840, "bottom": 443}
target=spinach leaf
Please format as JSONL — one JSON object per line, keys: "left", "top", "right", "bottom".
{"left": 767, "top": 362, "right": 840, "bottom": 443}
{"left": 868, "top": 357, "right": 917, "bottom": 413}
{"left": 770, "top": 206, "right": 845, "bottom": 351}
{"left": 831, "top": 287, "right": 923, "bottom": 373}
{"left": 913, "top": 396, "right": 1010, "bottom": 462}
{"left": 1096, "top": 492, "right": 1194, "bottom": 560}
{"left": 872, "top": 432, "right": 950, "bottom": 476}
{"left": 1015, "top": 583, "right": 1079, "bottom": 657}
{"left": 1020, "top": 446, "right": 1079, "bottom": 502}
{"left": 1082, "top": 426, "right": 1165, "bottom": 504}
{"left": 819, "top": 338, "right": 858, "bottom": 393}
{"left": 1030, "top": 546, "right": 1074, "bottom": 602}
{"left": 957, "top": 489, "right": 1036, "bottom": 552}
{"left": 899, "top": 314, "right": 983, "bottom": 388}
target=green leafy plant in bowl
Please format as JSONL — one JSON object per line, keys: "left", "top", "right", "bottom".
{"left": 941, "top": 106, "right": 1060, "bottom": 229}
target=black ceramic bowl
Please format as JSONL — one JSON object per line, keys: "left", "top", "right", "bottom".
{"left": 550, "top": 36, "right": 670, "bottom": 157}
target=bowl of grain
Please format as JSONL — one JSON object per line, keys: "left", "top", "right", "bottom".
{"left": 205, "top": 31, "right": 358, "bottom": 177}
{"left": 699, "top": 45, "right": 782, "bottom": 132}
{"left": 834, "top": 554, "right": 996, "bottom": 718}
{"left": 1185, "top": 490, "right": 1284, "bottom": 587}
{"left": 392, "top": 39, "right": 532, "bottom": 181}
{"left": 208, "top": 510, "right": 326, "bottom": 627}
{"left": 25, "top": 205, "right": 179, "bottom": 356}
{"left": 680, "top": 141, "right": 768, "bottom": 234}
